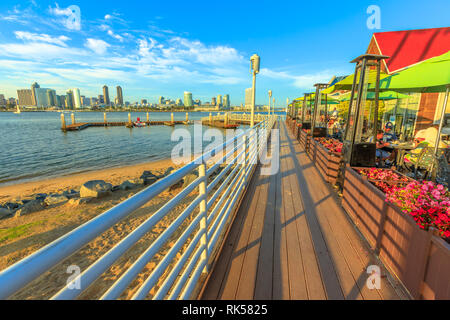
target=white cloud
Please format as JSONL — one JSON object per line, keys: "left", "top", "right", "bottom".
{"left": 260, "top": 68, "right": 339, "bottom": 89}
{"left": 84, "top": 38, "right": 110, "bottom": 54}
{"left": 14, "top": 31, "right": 71, "bottom": 47}
{"left": 107, "top": 29, "right": 124, "bottom": 42}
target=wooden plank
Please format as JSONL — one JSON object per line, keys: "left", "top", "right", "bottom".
{"left": 201, "top": 166, "right": 261, "bottom": 299}
{"left": 272, "top": 130, "right": 290, "bottom": 300}
{"left": 219, "top": 168, "right": 264, "bottom": 299}
{"left": 235, "top": 172, "right": 270, "bottom": 299}
{"left": 254, "top": 149, "right": 278, "bottom": 299}
{"left": 286, "top": 156, "right": 327, "bottom": 300}
{"left": 283, "top": 124, "right": 344, "bottom": 300}
{"left": 280, "top": 137, "right": 308, "bottom": 299}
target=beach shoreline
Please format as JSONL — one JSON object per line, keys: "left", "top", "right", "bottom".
{"left": 0, "top": 157, "right": 183, "bottom": 203}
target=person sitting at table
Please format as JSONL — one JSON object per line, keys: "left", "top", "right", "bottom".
{"left": 368, "top": 130, "right": 392, "bottom": 166}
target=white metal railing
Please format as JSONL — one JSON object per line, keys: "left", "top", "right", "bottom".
{"left": 0, "top": 114, "right": 277, "bottom": 300}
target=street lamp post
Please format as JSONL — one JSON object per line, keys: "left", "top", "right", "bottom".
{"left": 268, "top": 90, "right": 272, "bottom": 116}
{"left": 250, "top": 54, "right": 260, "bottom": 127}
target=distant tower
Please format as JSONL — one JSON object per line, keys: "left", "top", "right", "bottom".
{"left": 66, "top": 90, "right": 74, "bottom": 109}
{"left": 217, "top": 95, "right": 222, "bottom": 107}
{"left": 72, "top": 88, "right": 82, "bottom": 109}
{"left": 223, "top": 94, "right": 230, "bottom": 107}
{"left": 31, "top": 82, "right": 40, "bottom": 106}
{"left": 184, "top": 92, "right": 193, "bottom": 107}
{"left": 103, "top": 85, "right": 110, "bottom": 106}
{"left": 116, "top": 86, "right": 123, "bottom": 106}
{"left": 211, "top": 97, "right": 216, "bottom": 106}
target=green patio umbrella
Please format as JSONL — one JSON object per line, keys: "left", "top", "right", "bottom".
{"left": 337, "top": 90, "right": 409, "bottom": 101}
{"left": 322, "top": 70, "right": 390, "bottom": 94}
{"left": 367, "top": 50, "right": 450, "bottom": 155}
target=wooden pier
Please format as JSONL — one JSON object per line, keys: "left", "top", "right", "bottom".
{"left": 200, "top": 120, "right": 409, "bottom": 300}
{"left": 60, "top": 112, "right": 192, "bottom": 132}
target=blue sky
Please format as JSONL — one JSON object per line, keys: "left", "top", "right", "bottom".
{"left": 0, "top": 0, "right": 449, "bottom": 106}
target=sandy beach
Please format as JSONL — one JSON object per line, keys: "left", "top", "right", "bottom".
{"left": 0, "top": 158, "right": 178, "bottom": 203}
{"left": 0, "top": 157, "right": 201, "bottom": 299}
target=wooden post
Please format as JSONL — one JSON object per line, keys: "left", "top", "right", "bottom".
{"left": 128, "top": 112, "right": 131, "bottom": 124}
{"left": 186, "top": 112, "right": 189, "bottom": 122}
{"left": 61, "top": 113, "right": 66, "bottom": 131}
{"left": 224, "top": 112, "right": 228, "bottom": 126}
{"left": 209, "top": 112, "right": 212, "bottom": 124}
{"left": 171, "top": 112, "right": 174, "bottom": 123}
{"left": 146, "top": 112, "right": 149, "bottom": 123}
{"left": 71, "top": 113, "right": 75, "bottom": 124}
{"left": 103, "top": 112, "right": 107, "bottom": 124}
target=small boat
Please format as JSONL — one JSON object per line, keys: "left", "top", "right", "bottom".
{"left": 13, "top": 105, "right": 21, "bottom": 114}
{"left": 133, "top": 122, "right": 146, "bottom": 127}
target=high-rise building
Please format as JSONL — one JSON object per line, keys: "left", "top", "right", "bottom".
{"left": 116, "top": 86, "right": 123, "bottom": 106}
{"left": 217, "top": 95, "right": 222, "bottom": 107}
{"left": 72, "top": 88, "right": 82, "bottom": 109}
{"left": 245, "top": 88, "right": 253, "bottom": 109}
{"left": 46, "top": 89, "right": 57, "bottom": 107}
{"left": 31, "top": 82, "right": 40, "bottom": 106}
{"left": 66, "top": 90, "right": 74, "bottom": 109}
{"left": 223, "top": 94, "right": 230, "bottom": 108}
{"left": 17, "top": 89, "right": 34, "bottom": 106}
{"left": 90, "top": 97, "right": 98, "bottom": 106}
{"left": 103, "top": 85, "right": 110, "bottom": 105}
{"left": 141, "top": 99, "right": 148, "bottom": 105}
{"left": 211, "top": 97, "right": 217, "bottom": 106}
{"left": 158, "top": 96, "right": 165, "bottom": 105}
{"left": 0, "top": 94, "right": 6, "bottom": 106}
{"left": 184, "top": 92, "right": 193, "bottom": 107}
{"left": 176, "top": 98, "right": 183, "bottom": 106}
{"left": 98, "top": 95, "right": 104, "bottom": 104}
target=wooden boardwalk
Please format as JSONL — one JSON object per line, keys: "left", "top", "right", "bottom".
{"left": 200, "top": 120, "right": 410, "bottom": 300}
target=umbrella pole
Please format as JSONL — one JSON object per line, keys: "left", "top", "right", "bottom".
{"left": 401, "top": 94, "right": 410, "bottom": 141}
{"left": 434, "top": 86, "right": 449, "bottom": 156}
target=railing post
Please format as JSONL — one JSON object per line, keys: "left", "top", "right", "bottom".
{"left": 243, "top": 135, "right": 248, "bottom": 186}
{"left": 71, "top": 112, "right": 75, "bottom": 125}
{"left": 198, "top": 161, "right": 209, "bottom": 273}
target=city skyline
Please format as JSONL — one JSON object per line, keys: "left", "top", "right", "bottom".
{"left": 0, "top": 1, "right": 448, "bottom": 104}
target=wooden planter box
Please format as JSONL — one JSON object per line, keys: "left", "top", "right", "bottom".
{"left": 342, "top": 165, "right": 450, "bottom": 300}
{"left": 299, "top": 130, "right": 310, "bottom": 151}
{"left": 313, "top": 139, "right": 342, "bottom": 185}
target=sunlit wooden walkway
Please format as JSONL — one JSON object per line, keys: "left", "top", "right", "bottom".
{"left": 201, "top": 120, "right": 409, "bottom": 300}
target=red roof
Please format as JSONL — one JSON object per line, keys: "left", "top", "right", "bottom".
{"left": 371, "top": 27, "right": 450, "bottom": 74}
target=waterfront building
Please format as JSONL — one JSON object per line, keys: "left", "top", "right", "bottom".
{"left": 223, "top": 94, "right": 230, "bottom": 108}
{"left": 98, "top": 95, "right": 104, "bottom": 104}
{"left": 90, "top": 97, "right": 98, "bottom": 106}
{"left": 31, "top": 82, "right": 40, "bottom": 106}
{"left": 34, "top": 88, "right": 51, "bottom": 108}
{"left": 0, "top": 94, "right": 6, "bottom": 106}
{"left": 103, "top": 85, "right": 110, "bottom": 106}
{"left": 217, "top": 94, "right": 222, "bottom": 107}
{"left": 141, "top": 99, "right": 148, "bottom": 105}
{"left": 211, "top": 97, "right": 217, "bottom": 106}
{"left": 66, "top": 90, "right": 74, "bottom": 109}
{"left": 176, "top": 98, "right": 183, "bottom": 106}
{"left": 46, "top": 89, "right": 57, "bottom": 107}
{"left": 245, "top": 88, "right": 253, "bottom": 109}
{"left": 17, "top": 89, "right": 34, "bottom": 106}
{"left": 184, "top": 92, "right": 193, "bottom": 107}
{"left": 158, "top": 96, "right": 165, "bottom": 105}
{"left": 72, "top": 88, "right": 82, "bottom": 109}
{"left": 8, "top": 97, "right": 16, "bottom": 105}
{"left": 116, "top": 86, "right": 123, "bottom": 106}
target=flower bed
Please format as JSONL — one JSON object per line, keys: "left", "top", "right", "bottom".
{"left": 342, "top": 165, "right": 450, "bottom": 299}
{"left": 312, "top": 138, "right": 343, "bottom": 185}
